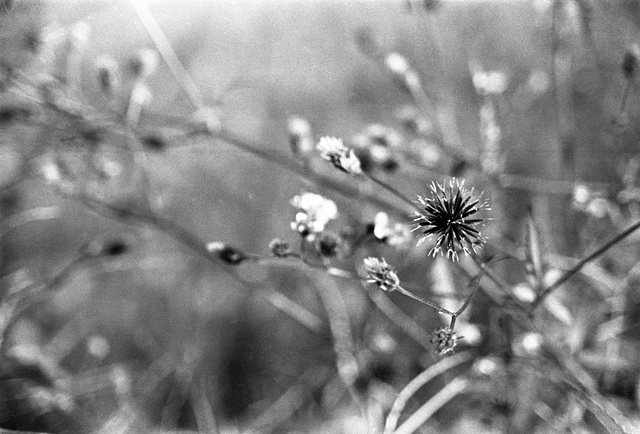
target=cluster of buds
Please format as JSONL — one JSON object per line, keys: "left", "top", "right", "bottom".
{"left": 290, "top": 192, "right": 338, "bottom": 242}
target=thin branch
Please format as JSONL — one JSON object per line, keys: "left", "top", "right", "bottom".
{"left": 533, "top": 219, "right": 640, "bottom": 310}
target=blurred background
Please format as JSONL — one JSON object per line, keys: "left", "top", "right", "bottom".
{"left": 2, "top": 0, "right": 640, "bottom": 432}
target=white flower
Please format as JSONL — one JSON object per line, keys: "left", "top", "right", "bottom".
{"left": 316, "top": 136, "right": 362, "bottom": 174}
{"left": 290, "top": 193, "right": 338, "bottom": 239}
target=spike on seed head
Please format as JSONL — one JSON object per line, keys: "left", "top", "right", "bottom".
{"left": 413, "top": 178, "right": 489, "bottom": 261}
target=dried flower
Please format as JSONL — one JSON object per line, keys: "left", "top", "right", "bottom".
{"left": 269, "top": 238, "right": 291, "bottom": 258}
{"left": 414, "top": 178, "right": 489, "bottom": 261}
{"left": 316, "top": 136, "right": 362, "bottom": 174}
{"left": 291, "top": 193, "right": 338, "bottom": 240}
{"left": 430, "top": 327, "right": 460, "bottom": 356}
{"left": 363, "top": 257, "right": 400, "bottom": 292}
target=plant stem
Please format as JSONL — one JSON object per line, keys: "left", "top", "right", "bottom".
{"left": 532, "top": 218, "right": 640, "bottom": 310}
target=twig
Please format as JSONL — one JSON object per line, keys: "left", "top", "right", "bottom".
{"left": 532, "top": 219, "right": 640, "bottom": 310}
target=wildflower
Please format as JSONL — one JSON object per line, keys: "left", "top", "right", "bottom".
{"left": 269, "top": 238, "right": 291, "bottom": 258}
{"left": 430, "top": 327, "right": 460, "bottom": 356}
{"left": 414, "top": 178, "right": 489, "bottom": 261}
{"left": 316, "top": 136, "right": 362, "bottom": 174}
{"left": 363, "top": 257, "right": 400, "bottom": 292}
{"left": 290, "top": 193, "right": 338, "bottom": 240}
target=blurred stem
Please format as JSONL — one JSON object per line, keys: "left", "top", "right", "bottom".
{"left": 125, "top": 82, "right": 163, "bottom": 212}
{"left": 532, "top": 218, "right": 640, "bottom": 310}
{"left": 0, "top": 255, "right": 87, "bottom": 354}
{"left": 131, "top": 0, "right": 206, "bottom": 110}
{"left": 366, "top": 289, "right": 432, "bottom": 352}
{"left": 392, "top": 376, "right": 469, "bottom": 434}
{"left": 362, "top": 172, "right": 421, "bottom": 213}
{"left": 383, "top": 352, "right": 471, "bottom": 434}
{"left": 313, "top": 265, "right": 366, "bottom": 418}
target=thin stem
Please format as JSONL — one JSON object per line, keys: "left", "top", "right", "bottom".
{"left": 454, "top": 274, "right": 481, "bottom": 317}
{"left": 383, "top": 353, "right": 472, "bottom": 434}
{"left": 363, "top": 172, "right": 422, "bottom": 213}
{"left": 532, "top": 218, "right": 640, "bottom": 310}
{"left": 130, "top": 0, "right": 206, "bottom": 110}
{"left": 367, "top": 288, "right": 432, "bottom": 352}
{"left": 395, "top": 285, "right": 454, "bottom": 316}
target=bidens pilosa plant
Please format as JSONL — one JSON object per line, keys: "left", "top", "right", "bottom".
{"left": 2, "top": 1, "right": 640, "bottom": 433}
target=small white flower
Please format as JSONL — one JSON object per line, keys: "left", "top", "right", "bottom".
{"left": 291, "top": 193, "right": 338, "bottom": 239}
{"left": 316, "top": 136, "right": 362, "bottom": 174}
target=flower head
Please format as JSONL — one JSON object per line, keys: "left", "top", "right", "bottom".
{"left": 430, "top": 327, "right": 460, "bottom": 356}
{"left": 269, "top": 238, "right": 292, "bottom": 258}
{"left": 316, "top": 136, "right": 362, "bottom": 174}
{"left": 291, "top": 193, "right": 338, "bottom": 240}
{"left": 363, "top": 257, "right": 400, "bottom": 292}
{"left": 414, "top": 178, "right": 489, "bottom": 261}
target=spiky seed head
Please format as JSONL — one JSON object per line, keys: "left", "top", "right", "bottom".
{"left": 413, "top": 178, "right": 489, "bottom": 261}
{"left": 430, "top": 327, "right": 460, "bottom": 356}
